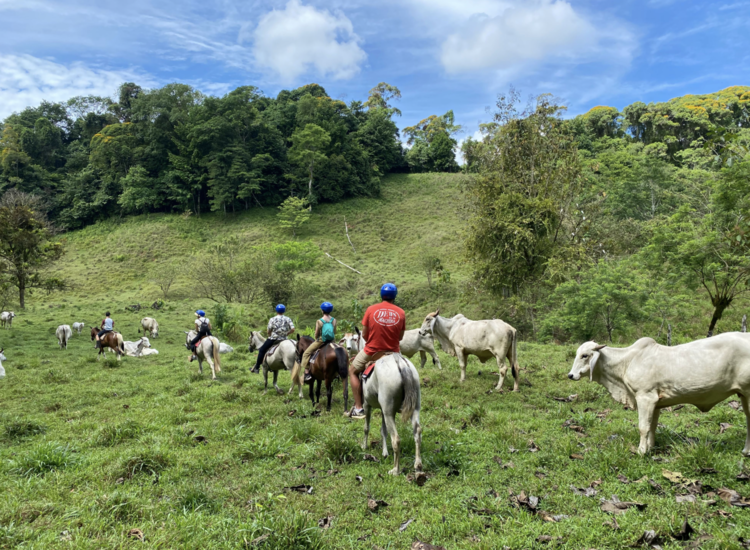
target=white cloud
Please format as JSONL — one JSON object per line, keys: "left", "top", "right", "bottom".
{"left": 0, "top": 54, "right": 153, "bottom": 119}
{"left": 440, "top": 0, "right": 598, "bottom": 74}
{"left": 252, "top": 0, "right": 366, "bottom": 83}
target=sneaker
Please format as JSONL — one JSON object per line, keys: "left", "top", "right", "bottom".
{"left": 350, "top": 408, "right": 366, "bottom": 419}
{"left": 189, "top": 355, "right": 196, "bottom": 362}
{"left": 304, "top": 371, "right": 312, "bottom": 383}
{"left": 250, "top": 367, "right": 260, "bottom": 374}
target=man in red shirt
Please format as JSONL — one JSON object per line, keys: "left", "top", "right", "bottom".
{"left": 347, "top": 283, "right": 405, "bottom": 419}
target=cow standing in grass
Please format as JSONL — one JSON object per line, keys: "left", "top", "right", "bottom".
{"left": 568, "top": 334, "right": 750, "bottom": 456}
{"left": 419, "top": 310, "right": 519, "bottom": 392}
{"left": 141, "top": 317, "right": 159, "bottom": 338}
{"left": 56, "top": 325, "right": 72, "bottom": 350}
{"left": 1, "top": 311, "right": 15, "bottom": 329}
{"left": 72, "top": 322, "right": 85, "bottom": 334}
{"left": 0, "top": 348, "right": 6, "bottom": 377}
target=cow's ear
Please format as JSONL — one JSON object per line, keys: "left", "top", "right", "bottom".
{"left": 355, "top": 326, "right": 360, "bottom": 335}
{"left": 593, "top": 344, "right": 607, "bottom": 351}
{"left": 435, "top": 308, "right": 440, "bottom": 316}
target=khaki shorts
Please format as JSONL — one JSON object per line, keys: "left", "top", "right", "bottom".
{"left": 349, "top": 350, "right": 373, "bottom": 375}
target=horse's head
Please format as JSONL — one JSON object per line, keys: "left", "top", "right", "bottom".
{"left": 90, "top": 326, "right": 98, "bottom": 341}
{"left": 248, "top": 332, "right": 260, "bottom": 352}
{"left": 419, "top": 309, "right": 440, "bottom": 337}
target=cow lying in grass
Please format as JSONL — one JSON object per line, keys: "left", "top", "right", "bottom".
{"left": 568, "top": 333, "right": 750, "bottom": 456}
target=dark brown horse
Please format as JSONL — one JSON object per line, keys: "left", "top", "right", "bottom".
{"left": 295, "top": 335, "right": 349, "bottom": 412}
{"left": 90, "top": 326, "right": 125, "bottom": 361}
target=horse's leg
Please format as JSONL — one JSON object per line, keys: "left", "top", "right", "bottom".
{"left": 419, "top": 350, "right": 427, "bottom": 369}
{"left": 315, "top": 379, "right": 322, "bottom": 404}
{"left": 325, "top": 377, "right": 333, "bottom": 412}
{"left": 342, "top": 375, "right": 349, "bottom": 412}
{"left": 263, "top": 366, "right": 269, "bottom": 394}
{"left": 495, "top": 352, "right": 508, "bottom": 391}
{"left": 380, "top": 414, "right": 389, "bottom": 458}
{"left": 362, "top": 402, "right": 371, "bottom": 450}
{"left": 308, "top": 377, "right": 315, "bottom": 406}
{"left": 383, "top": 410, "right": 401, "bottom": 475}
{"left": 412, "top": 408, "right": 423, "bottom": 471}
{"left": 273, "top": 369, "right": 282, "bottom": 395}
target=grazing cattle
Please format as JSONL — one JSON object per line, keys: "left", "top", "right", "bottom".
{"left": 1, "top": 311, "right": 16, "bottom": 329}
{"left": 0, "top": 348, "right": 6, "bottom": 377}
{"left": 219, "top": 343, "right": 233, "bottom": 353}
{"left": 361, "top": 353, "right": 422, "bottom": 475}
{"left": 140, "top": 317, "right": 159, "bottom": 338}
{"left": 72, "top": 322, "right": 85, "bottom": 334}
{"left": 568, "top": 334, "right": 750, "bottom": 456}
{"left": 56, "top": 325, "right": 73, "bottom": 350}
{"left": 185, "top": 330, "right": 221, "bottom": 380}
{"left": 419, "top": 309, "right": 520, "bottom": 392}
{"left": 248, "top": 332, "right": 298, "bottom": 396}
{"left": 400, "top": 328, "right": 442, "bottom": 369}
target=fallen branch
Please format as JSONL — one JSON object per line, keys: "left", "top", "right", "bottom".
{"left": 344, "top": 217, "right": 356, "bottom": 254}
{"left": 325, "top": 253, "right": 362, "bottom": 274}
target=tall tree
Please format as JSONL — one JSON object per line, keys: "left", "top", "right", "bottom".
{"left": 0, "top": 190, "right": 63, "bottom": 308}
{"left": 288, "top": 123, "right": 330, "bottom": 204}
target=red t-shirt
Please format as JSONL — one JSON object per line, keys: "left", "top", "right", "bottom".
{"left": 362, "top": 301, "right": 406, "bottom": 355}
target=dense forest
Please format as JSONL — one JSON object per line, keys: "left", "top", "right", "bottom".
{"left": 462, "top": 86, "right": 750, "bottom": 342}
{"left": 0, "top": 82, "right": 459, "bottom": 228}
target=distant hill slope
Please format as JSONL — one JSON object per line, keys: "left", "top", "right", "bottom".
{"left": 46, "top": 173, "right": 474, "bottom": 332}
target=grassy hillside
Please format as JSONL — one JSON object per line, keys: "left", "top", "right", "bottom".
{"left": 3, "top": 174, "right": 750, "bottom": 548}
{"left": 48, "top": 173, "right": 474, "bottom": 334}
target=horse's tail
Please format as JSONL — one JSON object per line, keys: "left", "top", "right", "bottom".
{"left": 210, "top": 337, "right": 221, "bottom": 372}
{"left": 335, "top": 347, "right": 348, "bottom": 379}
{"left": 117, "top": 333, "right": 125, "bottom": 355}
{"left": 396, "top": 354, "right": 420, "bottom": 422}
{"left": 290, "top": 360, "right": 302, "bottom": 386}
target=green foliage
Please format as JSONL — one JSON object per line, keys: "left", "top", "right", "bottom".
{"left": 277, "top": 196, "right": 311, "bottom": 237}
{"left": 10, "top": 442, "right": 77, "bottom": 477}
{"left": 404, "top": 110, "right": 461, "bottom": 173}
{"left": 3, "top": 419, "right": 46, "bottom": 440}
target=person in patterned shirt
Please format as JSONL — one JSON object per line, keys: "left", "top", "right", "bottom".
{"left": 251, "top": 304, "right": 295, "bottom": 373}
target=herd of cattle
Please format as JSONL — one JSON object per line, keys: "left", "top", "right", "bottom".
{"left": 2, "top": 308, "right": 750, "bottom": 465}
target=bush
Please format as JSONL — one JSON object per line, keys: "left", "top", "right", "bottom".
{"left": 10, "top": 442, "right": 77, "bottom": 477}
{"left": 4, "top": 419, "right": 46, "bottom": 440}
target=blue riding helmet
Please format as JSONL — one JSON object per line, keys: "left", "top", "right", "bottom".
{"left": 380, "top": 283, "right": 397, "bottom": 300}
{"left": 320, "top": 301, "right": 333, "bottom": 313}
{"left": 275, "top": 304, "right": 286, "bottom": 314}
{"left": 196, "top": 309, "right": 206, "bottom": 316}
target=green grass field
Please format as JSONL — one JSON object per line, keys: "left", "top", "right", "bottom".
{"left": 2, "top": 174, "right": 750, "bottom": 548}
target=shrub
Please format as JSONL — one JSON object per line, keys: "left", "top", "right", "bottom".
{"left": 10, "top": 442, "right": 77, "bottom": 477}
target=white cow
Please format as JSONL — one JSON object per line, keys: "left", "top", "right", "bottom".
{"left": 419, "top": 309, "right": 520, "bottom": 392}
{"left": 339, "top": 327, "right": 441, "bottom": 369}
{"left": 568, "top": 334, "right": 750, "bottom": 456}
{"left": 0, "top": 348, "right": 6, "bottom": 377}
{"left": 141, "top": 317, "right": 159, "bottom": 338}
{"left": 400, "top": 328, "right": 442, "bottom": 369}
{"left": 1, "top": 311, "right": 16, "bottom": 329}
{"left": 72, "top": 322, "right": 85, "bottom": 334}
{"left": 56, "top": 325, "right": 73, "bottom": 350}
{"left": 122, "top": 337, "right": 159, "bottom": 357}
{"left": 219, "top": 343, "right": 233, "bottom": 353}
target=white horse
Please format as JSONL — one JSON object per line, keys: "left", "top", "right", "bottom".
{"left": 0, "top": 348, "right": 6, "bottom": 377}
{"left": 56, "top": 325, "right": 72, "bottom": 350}
{"left": 185, "top": 330, "right": 221, "bottom": 380}
{"left": 362, "top": 353, "right": 423, "bottom": 476}
{"left": 248, "top": 331, "right": 299, "bottom": 396}
{"left": 72, "top": 322, "right": 85, "bottom": 334}
{"left": 1, "top": 311, "right": 15, "bottom": 329}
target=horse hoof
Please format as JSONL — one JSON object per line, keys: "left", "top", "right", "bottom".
{"left": 414, "top": 462, "right": 423, "bottom": 471}
{"left": 382, "top": 451, "right": 389, "bottom": 459}
{"left": 387, "top": 468, "right": 399, "bottom": 476}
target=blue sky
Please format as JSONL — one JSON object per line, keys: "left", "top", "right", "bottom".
{"left": 0, "top": 0, "right": 748, "bottom": 139}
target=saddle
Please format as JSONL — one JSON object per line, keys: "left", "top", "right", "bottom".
{"left": 310, "top": 342, "right": 340, "bottom": 364}
{"left": 267, "top": 343, "right": 280, "bottom": 357}
{"left": 360, "top": 351, "right": 393, "bottom": 384}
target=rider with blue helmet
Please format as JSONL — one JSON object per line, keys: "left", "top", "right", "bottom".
{"left": 188, "top": 309, "right": 212, "bottom": 360}
{"left": 251, "top": 304, "right": 295, "bottom": 373}
{"left": 347, "top": 283, "right": 405, "bottom": 419}
{"left": 300, "top": 302, "right": 337, "bottom": 382}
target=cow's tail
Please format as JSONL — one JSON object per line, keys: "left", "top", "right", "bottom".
{"left": 510, "top": 328, "right": 520, "bottom": 390}
{"left": 335, "top": 347, "right": 349, "bottom": 379}
{"left": 397, "top": 354, "right": 420, "bottom": 422}
{"left": 211, "top": 337, "right": 221, "bottom": 372}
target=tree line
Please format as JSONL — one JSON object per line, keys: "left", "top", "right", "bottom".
{"left": 462, "top": 86, "right": 750, "bottom": 342}
{"left": 0, "top": 81, "right": 460, "bottom": 230}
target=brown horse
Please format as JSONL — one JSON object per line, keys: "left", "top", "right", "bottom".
{"left": 90, "top": 326, "right": 125, "bottom": 361}
{"left": 294, "top": 335, "right": 349, "bottom": 412}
